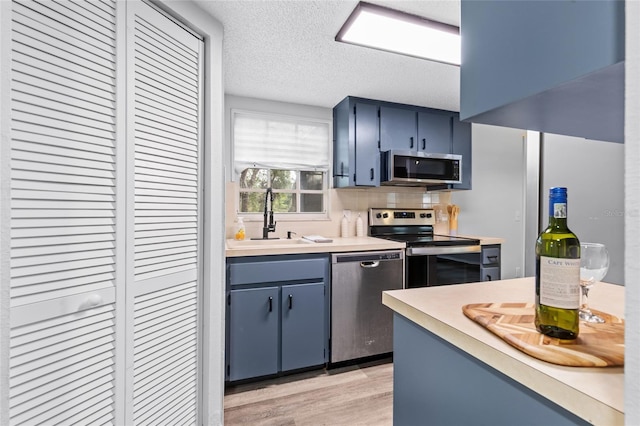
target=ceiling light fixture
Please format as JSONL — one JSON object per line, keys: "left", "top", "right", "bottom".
{"left": 335, "top": 1, "right": 460, "bottom": 66}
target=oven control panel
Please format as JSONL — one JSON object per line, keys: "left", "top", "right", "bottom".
{"left": 369, "top": 208, "right": 436, "bottom": 226}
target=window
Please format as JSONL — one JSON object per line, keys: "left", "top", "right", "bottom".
{"left": 233, "top": 111, "right": 330, "bottom": 215}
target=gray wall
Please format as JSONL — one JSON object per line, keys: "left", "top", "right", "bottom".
{"left": 451, "top": 124, "right": 527, "bottom": 280}
{"left": 540, "top": 134, "right": 625, "bottom": 284}
{"left": 451, "top": 126, "right": 625, "bottom": 286}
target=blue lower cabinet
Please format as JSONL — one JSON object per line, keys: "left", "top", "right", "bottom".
{"left": 228, "top": 286, "right": 280, "bottom": 381}
{"left": 226, "top": 254, "right": 330, "bottom": 382}
{"left": 281, "top": 282, "right": 325, "bottom": 372}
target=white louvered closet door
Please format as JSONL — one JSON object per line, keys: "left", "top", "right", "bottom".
{"left": 126, "top": 2, "right": 203, "bottom": 425}
{"left": 9, "top": 0, "right": 120, "bottom": 424}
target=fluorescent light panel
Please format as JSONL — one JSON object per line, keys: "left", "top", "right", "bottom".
{"left": 336, "top": 2, "right": 460, "bottom": 66}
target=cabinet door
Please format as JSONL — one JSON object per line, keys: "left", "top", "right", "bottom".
{"left": 281, "top": 282, "right": 326, "bottom": 371}
{"left": 354, "top": 102, "right": 380, "bottom": 186}
{"left": 127, "top": 2, "right": 203, "bottom": 423}
{"left": 380, "top": 106, "right": 417, "bottom": 152}
{"left": 481, "top": 267, "right": 501, "bottom": 282}
{"left": 451, "top": 117, "right": 472, "bottom": 190}
{"left": 418, "top": 112, "right": 452, "bottom": 154}
{"left": 8, "top": 1, "right": 119, "bottom": 423}
{"left": 228, "top": 287, "right": 279, "bottom": 381}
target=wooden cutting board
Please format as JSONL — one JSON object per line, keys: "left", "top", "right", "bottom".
{"left": 462, "top": 302, "right": 624, "bottom": 367}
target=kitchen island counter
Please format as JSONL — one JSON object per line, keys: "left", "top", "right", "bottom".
{"left": 382, "top": 278, "right": 624, "bottom": 425}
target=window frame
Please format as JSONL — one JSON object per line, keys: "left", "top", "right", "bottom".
{"left": 231, "top": 109, "right": 332, "bottom": 221}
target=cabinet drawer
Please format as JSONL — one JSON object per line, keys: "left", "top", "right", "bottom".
{"left": 481, "top": 266, "right": 501, "bottom": 282}
{"left": 229, "top": 256, "right": 328, "bottom": 285}
{"left": 482, "top": 247, "right": 500, "bottom": 265}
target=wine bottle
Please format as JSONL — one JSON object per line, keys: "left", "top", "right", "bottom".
{"left": 535, "top": 187, "right": 580, "bottom": 339}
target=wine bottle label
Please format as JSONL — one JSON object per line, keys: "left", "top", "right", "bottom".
{"left": 539, "top": 256, "right": 580, "bottom": 308}
{"left": 553, "top": 202, "right": 567, "bottom": 218}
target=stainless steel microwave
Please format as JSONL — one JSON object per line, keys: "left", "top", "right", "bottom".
{"left": 380, "top": 150, "right": 462, "bottom": 186}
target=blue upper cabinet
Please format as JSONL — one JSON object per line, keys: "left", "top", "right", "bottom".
{"left": 333, "top": 97, "right": 380, "bottom": 187}
{"left": 380, "top": 106, "right": 417, "bottom": 152}
{"left": 333, "top": 96, "right": 471, "bottom": 189}
{"left": 460, "top": 0, "right": 624, "bottom": 143}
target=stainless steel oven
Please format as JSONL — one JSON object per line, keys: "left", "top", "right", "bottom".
{"left": 369, "top": 208, "right": 482, "bottom": 288}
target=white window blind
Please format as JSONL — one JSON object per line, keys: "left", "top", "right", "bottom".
{"left": 233, "top": 112, "right": 330, "bottom": 174}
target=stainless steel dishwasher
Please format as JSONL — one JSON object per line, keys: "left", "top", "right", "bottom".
{"left": 330, "top": 249, "right": 404, "bottom": 363}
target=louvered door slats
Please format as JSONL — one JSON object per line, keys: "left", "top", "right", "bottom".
{"left": 12, "top": 240, "right": 114, "bottom": 258}
{"left": 9, "top": 0, "right": 204, "bottom": 424}
{"left": 136, "top": 136, "right": 197, "bottom": 159}
{"left": 11, "top": 129, "right": 115, "bottom": 155}
{"left": 58, "top": 400, "right": 113, "bottom": 426}
{"left": 11, "top": 233, "right": 114, "bottom": 249}
{"left": 136, "top": 90, "right": 197, "bottom": 122}
{"left": 17, "top": 380, "right": 114, "bottom": 426}
{"left": 83, "top": 0, "right": 115, "bottom": 18}
{"left": 11, "top": 190, "right": 115, "bottom": 203}
{"left": 11, "top": 368, "right": 114, "bottom": 420}
{"left": 27, "top": 0, "right": 115, "bottom": 41}
{"left": 134, "top": 283, "right": 196, "bottom": 318}
{"left": 11, "top": 245, "right": 113, "bottom": 268}
{"left": 134, "top": 48, "right": 197, "bottom": 95}
{"left": 134, "top": 18, "right": 197, "bottom": 78}
{"left": 138, "top": 181, "right": 198, "bottom": 197}
{"left": 9, "top": 305, "right": 115, "bottom": 424}
{"left": 135, "top": 97, "right": 197, "bottom": 129}
{"left": 134, "top": 363, "right": 196, "bottom": 415}
{"left": 129, "top": 2, "right": 201, "bottom": 422}
{"left": 11, "top": 12, "right": 115, "bottom": 64}
{"left": 134, "top": 239, "right": 194, "bottom": 253}
{"left": 13, "top": 150, "right": 115, "bottom": 178}
{"left": 135, "top": 111, "right": 197, "bottom": 140}
{"left": 135, "top": 16, "right": 197, "bottom": 67}
{"left": 136, "top": 167, "right": 196, "bottom": 184}
{"left": 9, "top": 0, "right": 117, "bottom": 423}
{"left": 11, "top": 357, "right": 113, "bottom": 407}
{"left": 12, "top": 77, "right": 115, "bottom": 117}
{"left": 135, "top": 220, "right": 197, "bottom": 231}
{"left": 135, "top": 381, "right": 196, "bottom": 426}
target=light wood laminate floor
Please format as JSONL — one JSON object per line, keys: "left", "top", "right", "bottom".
{"left": 224, "top": 358, "right": 393, "bottom": 425}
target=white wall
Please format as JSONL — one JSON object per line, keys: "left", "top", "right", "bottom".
{"left": 451, "top": 124, "right": 527, "bottom": 279}
{"left": 541, "top": 134, "right": 625, "bottom": 285}
{"left": 625, "top": 0, "right": 640, "bottom": 422}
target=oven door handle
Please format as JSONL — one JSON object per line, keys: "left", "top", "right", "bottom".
{"left": 406, "top": 245, "right": 482, "bottom": 256}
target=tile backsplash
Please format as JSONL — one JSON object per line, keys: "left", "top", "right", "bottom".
{"left": 225, "top": 181, "right": 452, "bottom": 240}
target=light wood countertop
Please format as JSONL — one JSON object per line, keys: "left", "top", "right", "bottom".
{"left": 225, "top": 236, "right": 405, "bottom": 257}
{"left": 382, "top": 278, "right": 624, "bottom": 425}
{"left": 455, "top": 234, "right": 506, "bottom": 245}
{"left": 226, "top": 235, "right": 503, "bottom": 257}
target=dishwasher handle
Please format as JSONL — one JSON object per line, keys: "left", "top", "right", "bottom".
{"left": 332, "top": 250, "right": 404, "bottom": 264}
{"left": 360, "top": 261, "right": 380, "bottom": 268}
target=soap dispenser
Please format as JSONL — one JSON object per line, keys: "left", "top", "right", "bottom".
{"left": 341, "top": 214, "right": 348, "bottom": 237}
{"left": 234, "top": 217, "right": 246, "bottom": 241}
{"left": 356, "top": 213, "right": 364, "bottom": 237}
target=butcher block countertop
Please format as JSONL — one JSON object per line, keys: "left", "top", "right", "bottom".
{"left": 382, "top": 278, "right": 624, "bottom": 425}
{"left": 226, "top": 235, "right": 503, "bottom": 257}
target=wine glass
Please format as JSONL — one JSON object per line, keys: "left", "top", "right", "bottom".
{"left": 579, "top": 242, "right": 610, "bottom": 323}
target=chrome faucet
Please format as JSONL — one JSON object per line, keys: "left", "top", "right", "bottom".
{"left": 262, "top": 187, "right": 277, "bottom": 239}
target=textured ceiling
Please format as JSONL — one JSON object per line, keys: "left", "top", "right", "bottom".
{"left": 194, "top": 0, "right": 461, "bottom": 111}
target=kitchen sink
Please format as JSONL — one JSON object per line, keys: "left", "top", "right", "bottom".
{"left": 226, "top": 238, "right": 315, "bottom": 248}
